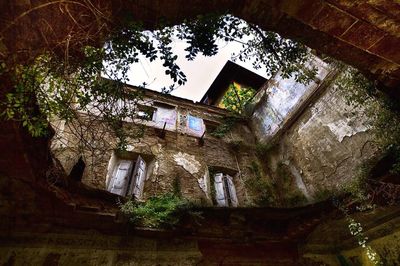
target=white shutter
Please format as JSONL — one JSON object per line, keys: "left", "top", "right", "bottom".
{"left": 214, "top": 173, "right": 227, "bottom": 206}
{"left": 130, "top": 155, "right": 147, "bottom": 199}
{"left": 226, "top": 174, "right": 238, "bottom": 207}
{"left": 108, "top": 160, "right": 133, "bottom": 196}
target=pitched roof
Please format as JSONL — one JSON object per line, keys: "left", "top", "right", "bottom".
{"left": 200, "top": 60, "right": 267, "bottom": 105}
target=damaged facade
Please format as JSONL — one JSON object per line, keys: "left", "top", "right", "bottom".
{"left": 52, "top": 58, "right": 378, "bottom": 208}
{"left": 52, "top": 85, "right": 257, "bottom": 207}
{"left": 2, "top": 1, "right": 400, "bottom": 265}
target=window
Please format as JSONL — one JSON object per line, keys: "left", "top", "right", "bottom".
{"left": 136, "top": 104, "right": 155, "bottom": 121}
{"left": 187, "top": 114, "right": 205, "bottom": 137}
{"left": 107, "top": 155, "right": 147, "bottom": 199}
{"left": 213, "top": 172, "right": 238, "bottom": 207}
{"left": 153, "top": 102, "right": 177, "bottom": 130}
{"left": 204, "top": 119, "right": 220, "bottom": 134}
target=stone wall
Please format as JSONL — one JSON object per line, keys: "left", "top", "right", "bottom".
{"left": 301, "top": 206, "right": 400, "bottom": 265}
{"left": 2, "top": 1, "right": 399, "bottom": 89}
{"left": 51, "top": 88, "right": 261, "bottom": 206}
{"left": 53, "top": 66, "right": 382, "bottom": 207}
{"left": 0, "top": 232, "right": 203, "bottom": 266}
{"left": 251, "top": 67, "right": 380, "bottom": 202}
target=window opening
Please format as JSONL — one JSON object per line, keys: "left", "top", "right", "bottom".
{"left": 107, "top": 155, "right": 147, "bottom": 199}
{"left": 213, "top": 172, "right": 238, "bottom": 207}
{"left": 204, "top": 119, "right": 220, "bottom": 133}
{"left": 136, "top": 104, "right": 156, "bottom": 121}
{"left": 153, "top": 102, "right": 177, "bottom": 130}
{"left": 187, "top": 114, "right": 205, "bottom": 137}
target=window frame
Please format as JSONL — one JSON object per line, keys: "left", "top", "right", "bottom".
{"left": 209, "top": 169, "right": 238, "bottom": 207}
{"left": 152, "top": 101, "right": 177, "bottom": 130}
{"left": 135, "top": 104, "right": 156, "bottom": 121}
{"left": 186, "top": 114, "right": 205, "bottom": 137}
{"left": 106, "top": 152, "right": 149, "bottom": 199}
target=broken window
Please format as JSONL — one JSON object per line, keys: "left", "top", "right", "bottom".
{"left": 107, "top": 155, "right": 147, "bottom": 199}
{"left": 213, "top": 172, "right": 238, "bottom": 207}
{"left": 204, "top": 119, "right": 220, "bottom": 134}
{"left": 136, "top": 104, "right": 156, "bottom": 121}
{"left": 186, "top": 114, "right": 205, "bottom": 137}
{"left": 153, "top": 102, "right": 177, "bottom": 130}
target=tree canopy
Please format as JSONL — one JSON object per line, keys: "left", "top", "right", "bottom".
{"left": 1, "top": 14, "right": 317, "bottom": 146}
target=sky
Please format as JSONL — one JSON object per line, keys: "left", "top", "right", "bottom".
{"left": 126, "top": 38, "right": 269, "bottom": 102}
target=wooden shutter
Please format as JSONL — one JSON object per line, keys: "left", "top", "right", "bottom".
{"left": 226, "top": 174, "right": 238, "bottom": 207}
{"left": 214, "top": 173, "right": 227, "bottom": 206}
{"left": 130, "top": 155, "right": 147, "bottom": 199}
{"left": 108, "top": 160, "right": 133, "bottom": 196}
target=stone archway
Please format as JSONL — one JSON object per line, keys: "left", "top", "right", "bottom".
{"left": 1, "top": 0, "right": 399, "bottom": 89}
{"left": 0, "top": 1, "right": 399, "bottom": 265}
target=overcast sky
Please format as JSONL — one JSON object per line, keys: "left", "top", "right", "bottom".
{"left": 126, "top": 38, "right": 269, "bottom": 102}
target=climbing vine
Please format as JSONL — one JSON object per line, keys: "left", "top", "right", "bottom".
{"left": 2, "top": 9, "right": 317, "bottom": 142}
{"left": 209, "top": 116, "right": 242, "bottom": 138}
{"left": 335, "top": 65, "right": 400, "bottom": 173}
{"left": 334, "top": 199, "right": 383, "bottom": 265}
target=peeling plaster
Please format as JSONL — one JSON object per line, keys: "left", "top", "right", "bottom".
{"left": 173, "top": 152, "right": 201, "bottom": 175}
{"left": 326, "top": 119, "right": 368, "bottom": 142}
{"left": 153, "top": 161, "right": 159, "bottom": 176}
{"left": 197, "top": 170, "right": 209, "bottom": 198}
{"left": 150, "top": 144, "right": 163, "bottom": 154}
{"left": 286, "top": 162, "right": 312, "bottom": 200}
{"left": 298, "top": 97, "right": 369, "bottom": 143}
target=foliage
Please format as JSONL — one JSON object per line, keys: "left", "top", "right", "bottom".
{"left": 220, "top": 83, "right": 256, "bottom": 114}
{"left": 2, "top": 11, "right": 318, "bottom": 142}
{"left": 335, "top": 65, "right": 400, "bottom": 176}
{"left": 275, "top": 162, "right": 308, "bottom": 206}
{"left": 209, "top": 116, "right": 241, "bottom": 138}
{"left": 334, "top": 66, "right": 377, "bottom": 108}
{"left": 119, "top": 193, "right": 197, "bottom": 228}
{"left": 176, "top": 14, "right": 316, "bottom": 83}
{"left": 341, "top": 161, "right": 372, "bottom": 205}
{"left": 347, "top": 217, "right": 383, "bottom": 265}
{"left": 219, "top": 15, "right": 317, "bottom": 83}
{"left": 255, "top": 142, "right": 278, "bottom": 159}
{"left": 227, "top": 140, "right": 244, "bottom": 152}
{"left": 334, "top": 201, "right": 383, "bottom": 266}
{"left": 245, "top": 161, "right": 275, "bottom": 206}
{"left": 2, "top": 60, "right": 51, "bottom": 137}
{"left": 373, "top": 109, "right": 400, "bottom": 174}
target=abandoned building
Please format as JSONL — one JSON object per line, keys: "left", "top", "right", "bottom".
{"left": 1, "top": 1, "right": 400, "bottom": 266}
{"left": 51, "top": 57, "right": 375, "bottom": 210}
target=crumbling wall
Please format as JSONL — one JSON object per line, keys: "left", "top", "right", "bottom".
{"left": 250, "top": 58, "right": 331, "bottom": 143}
{"left": 51, "top": 91, "right": 261, "bottom": 207}
{"left": 301, "top": 207, "right": 400, "bottom": 266}
{"left": 254, "top": 76, "right": 380, "bottom": 201}
{"left": 0, "top": 232, "right": 203, "bottom": 266}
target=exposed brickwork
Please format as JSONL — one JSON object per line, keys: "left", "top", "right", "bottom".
{"left": 1, "top": 1, "right": 400, "bottom": 87}
{"left": 0, "top": 1, "right": 399, "bottom": 264}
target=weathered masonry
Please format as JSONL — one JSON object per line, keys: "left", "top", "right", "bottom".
{"left": 1, "top": 1, "right": 400, "bottom": 265}
{"left": 51, "top": 58, "right": 378, "bottom": 210}
{"left": 4, "top": 56, "right": 395, "bottom": 265}
{"left": 52, "top": 84, "right": 257, "bottom": 207}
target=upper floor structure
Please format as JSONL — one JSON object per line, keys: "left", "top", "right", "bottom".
{"left": 51, "top": 58, "right": 378, "bottom": 209}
